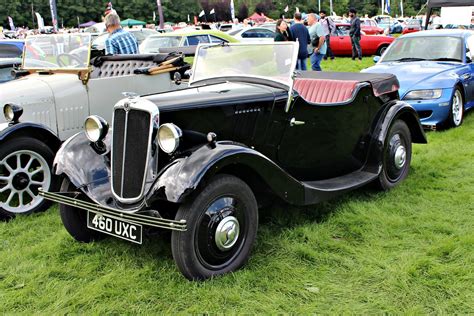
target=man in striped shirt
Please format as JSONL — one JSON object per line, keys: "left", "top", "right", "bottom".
{"left": 104, "top": 13, "right": 138, "bottom": 55}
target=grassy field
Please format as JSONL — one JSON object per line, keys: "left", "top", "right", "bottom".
{"left": 1, "top": 57, "right": 473, "bottom": 313}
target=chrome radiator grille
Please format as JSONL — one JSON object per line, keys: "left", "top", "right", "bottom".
{"left": 112, "top": 107, "right": 152, "bottom": 201}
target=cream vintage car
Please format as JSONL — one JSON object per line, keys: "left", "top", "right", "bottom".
{"left": 0, "top": 33, "right": 189, "bottom": 218}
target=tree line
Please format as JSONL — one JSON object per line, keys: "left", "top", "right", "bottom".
{"left": 1, "top": 0, "right": 428, "bottom": 29}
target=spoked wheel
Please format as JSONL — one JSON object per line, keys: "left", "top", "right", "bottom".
{"left": 447, "top": 88, "right": 464, "bottom": 128}
{"left": 59, "top": 177, "right": 105, "bottom": 243}
{"left": 171, "top": 174, "right": 258, "bottom": 280}
{"left": 377, "top": 120, "right": 412, "bottom": 190}
{"left": 0, "top": 137, "right": 58, "bottom": 219}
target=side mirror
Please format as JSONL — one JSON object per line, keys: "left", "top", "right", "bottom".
{"left": 373, "top": 56, "right": 381, "bottom": 63}
{"left": 466, "top": 52, "right": 472, "bottom": 63}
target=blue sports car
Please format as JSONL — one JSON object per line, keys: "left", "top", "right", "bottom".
{"left": 363, "top": 29, "right": 474, "bottom": 128}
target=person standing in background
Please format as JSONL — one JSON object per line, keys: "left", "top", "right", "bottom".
{"left": 349, "top": 8, "right": 362, "bottom": 62}
{"left": 319, "top": 10, "right": 335, "bottom": 61}
{"left": 274, "top": 19, "right": 292, "bottom": 42}
{"left": 290, "top": 12, "right": 310, "bottom": 71}
{"left": 307, "top": 13, "right": 328, "bottom": 71}
{"left": 104, "top": 12, "right": 138, "bottom": 55}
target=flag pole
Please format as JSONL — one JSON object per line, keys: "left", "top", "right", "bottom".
{"left": 156, "top": 0, "right": 164, "bottom": 29}
{"left": 31, "top": 2, "right": 36, "bottom": 29}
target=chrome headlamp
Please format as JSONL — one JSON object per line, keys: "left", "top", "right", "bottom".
{"left": 157, "top": 123, "right": 182, "bottom": 154}
{"left": 3, "top": 104, "right": 23, "bottom": 123}
{"left": 84, "top": 115, "right": 109, "bottom": 142}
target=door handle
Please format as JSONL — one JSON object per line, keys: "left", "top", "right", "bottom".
{"left": 290, "top": 117, "right": 305, "bottom": 126}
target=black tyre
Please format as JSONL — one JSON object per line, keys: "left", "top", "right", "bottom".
{"left": 0, "top": 137, "right": 59, "bottom": 219}
{"left": 377, "top": 120, "right": 412, "bottom": 190}
{"left": 171, "top": 174, "right": 258, "bottom": 280}
{"left": 447, "top": 88, "right": 464, "bottom": 128}
{"left": 59, "top": 178, "right": 104, "bottom": 243}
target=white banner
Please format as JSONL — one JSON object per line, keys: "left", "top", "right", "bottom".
{"left": 8, "top": 16, "right": 15, "bottom": 31}
{"left": 441, "top": 6, "right": 473, "bottom": 26}
{"left": 35, "top": 12, "right": 45, "bottom": 30}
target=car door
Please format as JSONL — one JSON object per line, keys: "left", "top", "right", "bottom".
{"left": 333, "top": 25, "right": 352, "bottom": 55}
{"left": 465, "top": 35, "right": 474, "bottom": 102}
{"left": 276, "top": 93, "right": 372, "bottom": 181}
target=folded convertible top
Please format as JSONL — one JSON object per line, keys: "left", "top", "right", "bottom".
{"left": 297, "top": 71, "right": 400, "bottom": 97}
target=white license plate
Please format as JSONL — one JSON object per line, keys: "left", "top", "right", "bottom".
{"left": 87, "top": 212, "right": 143, "bottom": 244}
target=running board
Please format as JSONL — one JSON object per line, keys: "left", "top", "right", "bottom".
{"left": 302, "top": 170, "right": 379, "bottom": 205}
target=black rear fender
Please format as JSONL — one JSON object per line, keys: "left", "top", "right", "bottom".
{"left": 380, "top": 101, "right": 427, "bottom": 144}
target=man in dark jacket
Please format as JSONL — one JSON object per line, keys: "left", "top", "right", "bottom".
{"left": 290, "top": 12, "right": 310, "bottom": 70}
{"left": 349, "top": 8, "right": 362, "bottom": 61}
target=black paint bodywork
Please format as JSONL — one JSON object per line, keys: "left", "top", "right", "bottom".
{"left": 53, "top": 73, "right": 427, "bottom": 211}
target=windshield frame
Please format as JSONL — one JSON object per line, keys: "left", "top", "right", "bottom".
{"left": 22, "top": 33, "right": 92, "bottom": 72}
{"left": 189, "top": 42, "right": 299, "bottom": 88}
{"left": 379, "top": 35, "right": 464, "bottom": 63}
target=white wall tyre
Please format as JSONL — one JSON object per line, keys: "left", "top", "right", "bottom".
{"left": 0, "top": 137, "right": 58, "bottom": 219}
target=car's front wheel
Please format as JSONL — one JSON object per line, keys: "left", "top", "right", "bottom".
{"left": 447, "top": 88, "right": 464, "bottom": 128}
{"left": 377, "top": 120, "right": 412, "bottom": 190}
{"left": 0, "top": 137, "right": 58, "bottom": 219}
{"left": 171, "top": 174, "right": 258, "bottom": 280}
{"left": 59, "top": 178, "right": 105, "bottom": 243}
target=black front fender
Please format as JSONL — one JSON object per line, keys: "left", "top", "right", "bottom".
{"left": 55, "top": 135, "right": 307, "bottom": 208}
{"left": 0, "top": 122, "right": 61, "bottom": 151}
{"left": 148, "top": 142, "right": 306, "bottom": 205}
{"left": 54, "top": 131, "right": 114, "bottom": 206}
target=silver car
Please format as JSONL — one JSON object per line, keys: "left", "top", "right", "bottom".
{"left": 0, "top": 33, "right": 189, "bottom": 218}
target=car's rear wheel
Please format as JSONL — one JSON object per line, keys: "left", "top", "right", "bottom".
{"left": 377, "top": 120, "right": 412, "bottom": 190}
{"left": 0, "top": 137, "right": 58, "bottom": 219}
{"left": 59, "top": 178, "right": 105, "bottom": 243}
{"left": 171, "top": 174, "right": 258, "bottom": 280}
{"left": 377, "top": 45, "right": 388, "bottom": 56}
{"left": 447, "top": 88, "right": 464, "bottom": 128}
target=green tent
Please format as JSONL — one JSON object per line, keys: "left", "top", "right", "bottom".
{"left": 120, "top": 19, "right": 146, "bottom": 27}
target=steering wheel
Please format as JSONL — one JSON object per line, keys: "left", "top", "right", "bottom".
{"left": 56, "top": 53, "right": 85, "bottom": 68}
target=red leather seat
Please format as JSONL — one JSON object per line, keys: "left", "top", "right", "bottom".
{"left": 293, "top": 78, "right": 359, "bottom": 104}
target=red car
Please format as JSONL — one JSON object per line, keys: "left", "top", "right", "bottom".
{"left": 360, "top": 18, "right": 384, "bottom": 35}
{"left": 402, "top": 19, "right": 422, "bottom": 34}
{"left": 330, "top": 24, "right": 395, "bottom": 56}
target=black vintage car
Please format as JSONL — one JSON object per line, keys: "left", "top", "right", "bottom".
{"left": 41, "top": 43, "right": 427, "bottom": 280}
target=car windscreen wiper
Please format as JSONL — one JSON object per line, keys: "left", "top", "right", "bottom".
{"left": 429, "top": 57, "right": 462, "bottom": 62}
{"left": 390, "top": 57, "right": 427, "bottom": 62}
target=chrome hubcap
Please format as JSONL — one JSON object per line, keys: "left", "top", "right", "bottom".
{"left": 215, "top": 216, "right": 240, "bottom": 251}
{"left": 394, "top": 145, "right": 406, "bottom": 170}
{"left": 0, "top": 150, "right": 50, "bottom": 213}
{"left": 452, "top": 90, "right": 463, "bottom": 126}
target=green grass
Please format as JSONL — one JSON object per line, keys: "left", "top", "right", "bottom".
{"left": 1, "top": 58, "right": 474, "bottom": 313}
